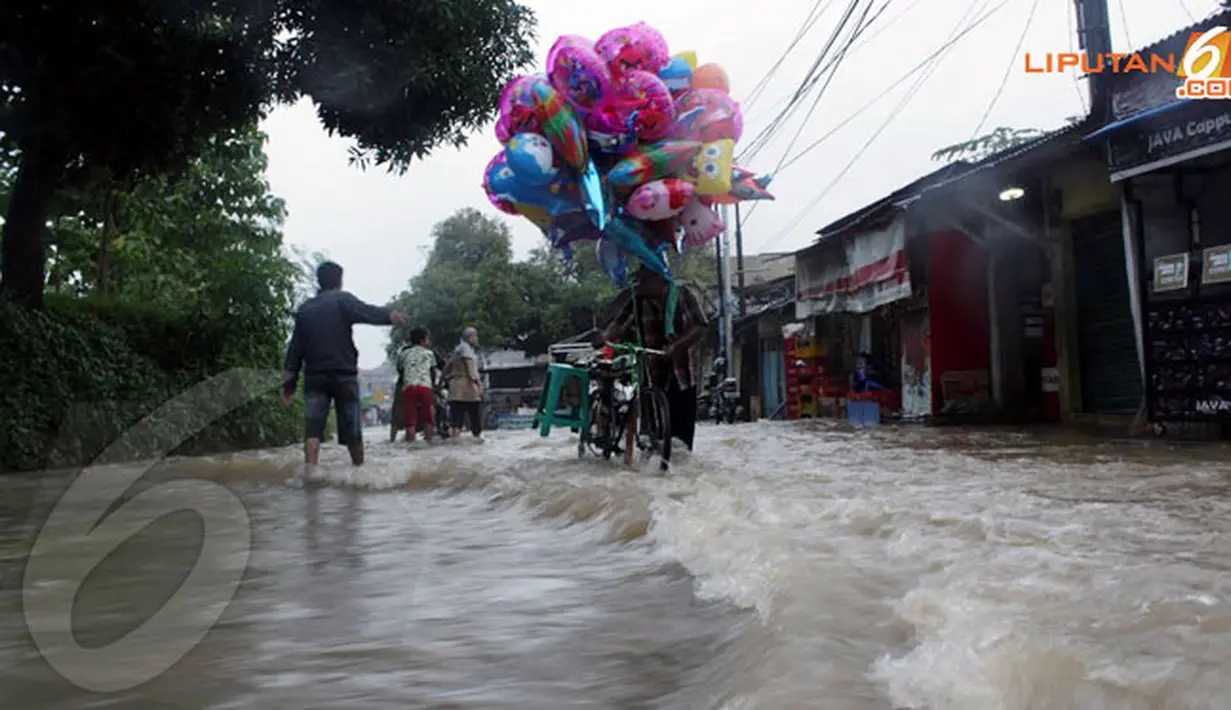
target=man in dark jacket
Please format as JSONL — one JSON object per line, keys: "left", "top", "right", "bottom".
{"left": 282, "top": 261, "right": 407, "bottom": 465}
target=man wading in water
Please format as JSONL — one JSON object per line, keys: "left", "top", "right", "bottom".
{"left": 282, "top": 261, "right": 408, "bottom": 466}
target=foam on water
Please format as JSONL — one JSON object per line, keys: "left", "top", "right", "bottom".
{"left": 7, "top": 422, "right": 1231, "bottom": 708}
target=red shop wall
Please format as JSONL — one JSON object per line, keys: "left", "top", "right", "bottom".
{"left": 926, "top": 232, "right": 990, "bottom": 412}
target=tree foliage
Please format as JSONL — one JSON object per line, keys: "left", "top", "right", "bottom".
{"left": 0, "top": 123, "right": 307, "bottom": 471}
{"left": 387, "top": 208, "right": 718, "bottom": 359}
{"left": 0, "top": 0, "right": 537, "bottom": 306}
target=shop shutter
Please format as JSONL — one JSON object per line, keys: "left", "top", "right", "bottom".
{"left": 1071, "top": 211, "right": 1143, "bottom": 413}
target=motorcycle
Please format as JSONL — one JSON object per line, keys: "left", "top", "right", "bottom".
{"left": 704, "top": 356, "right": 742, "bottom": 424}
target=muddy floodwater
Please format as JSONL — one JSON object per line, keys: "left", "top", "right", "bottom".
{"left": 2, "top": 422, "right": 1231, "bottom": 709}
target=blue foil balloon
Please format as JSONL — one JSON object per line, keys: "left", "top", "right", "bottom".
{"left": 595, "top": 237, "right": 627, "bottom": 286}
{"left": 659, "top": 56, "right": 693, "bottom": 93}
{"left": 486, "top": 158, "right": 580, "bottom": 217}
{"left": 605, "top": 216, "right": 673, "bottom": 284}
{"left": 505, "top": 133, "right": 558, "bottom": 186}
{"left": 579, "top": 159, "right": 608, "bottom": 230}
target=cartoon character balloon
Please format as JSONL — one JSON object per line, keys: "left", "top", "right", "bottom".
{"left": 483, "top": 24, "right": 753, "bottom": 289}
{"left": 497, "top": 75, "right": 543, "bottom": 141}
{"left": 483, "top": 153, "right": 519, "bottom": 214}
{"left": 687, "top": 139, "right": 735, "bottom": 195}
{"left": 485, "top": 155, "right": 580, "bottom": 217}
{"left": 672, "top": 89, "right": 742, "bottom": 143}
{"left": 611, "top": 70, "right": 675, "bottom": 141}
{"left": 626, "top": 178, "right": 695, "bottom": 221}
{"left": 505, "top": 133, "right": 557, "bottom": 185}
{"left": 547, "top": 35, "right": 614, "bottom": 114}
{"left": 596, "top": 23, "right": 670, "bottom": 75}
{"left": 658, "top": 55, "right": 693, "bottom": 95}
{"left": 679, "top": 198, "right": 725, "bottom": 247}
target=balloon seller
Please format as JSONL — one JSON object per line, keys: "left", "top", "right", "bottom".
{"left": 483, "top": 22, "right": 777, "bottom": 464}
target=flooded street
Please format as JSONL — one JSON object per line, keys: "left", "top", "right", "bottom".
{"left": 2, "top": 422, "right": 1231, "bottom": 709}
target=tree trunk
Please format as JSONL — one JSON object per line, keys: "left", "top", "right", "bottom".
{"left": 97, "top": 189, "right": 116, "bottom": 294}
{"left": 1, "top": 143, "right": 65, "bottom": 309}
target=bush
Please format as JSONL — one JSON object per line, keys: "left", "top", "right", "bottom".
{"left": 0, "top": 295, "right": 302, "bottom": 473}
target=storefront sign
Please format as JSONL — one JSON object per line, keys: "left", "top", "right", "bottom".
{"left": 1041, "top": 367, "right": 1059, "bottom": 393}
{"left": 1153, "top": 253, "right": 1189, "bottom": 292}
{"left": 1203, "top": 244, "right": 1231, "bottom": 284}
{"left": 1107, "top": 101, "right": 1231, "bottom": 177}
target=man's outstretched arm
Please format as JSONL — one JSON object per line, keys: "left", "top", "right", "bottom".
{"left": 341, "top": 292, "right": 408, "bottom": 326}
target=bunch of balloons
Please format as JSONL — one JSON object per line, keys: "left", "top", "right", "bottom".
{"left": 482, "top": 22, "right": 775, "bottom": 287}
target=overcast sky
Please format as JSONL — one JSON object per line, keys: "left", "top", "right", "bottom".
{"left": 261, "top": 0, "right": 1209, "bottom": 368}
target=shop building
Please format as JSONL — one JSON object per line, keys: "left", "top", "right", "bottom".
{"left": 1088, "top": 10, "right": 1231, "bottom": 433}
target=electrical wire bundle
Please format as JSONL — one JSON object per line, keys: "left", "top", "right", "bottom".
{"left": 747, "top": 0, "right": 1011, "bottom": 253}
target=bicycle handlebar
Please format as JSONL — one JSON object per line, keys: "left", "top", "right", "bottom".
{"left": 604, "top": 341, "right": 665, "bottom": 356}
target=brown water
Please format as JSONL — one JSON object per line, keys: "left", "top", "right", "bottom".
{"left": 2, "top": 422, "right": 1231, "bottom": 709}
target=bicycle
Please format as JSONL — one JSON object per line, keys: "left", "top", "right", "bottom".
{"left": 579, "top": 341, "right": 673, "bottom": 470}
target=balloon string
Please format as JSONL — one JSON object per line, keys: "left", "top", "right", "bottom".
{"left": 665, "top": 282, "right": 678, "bottom": 339}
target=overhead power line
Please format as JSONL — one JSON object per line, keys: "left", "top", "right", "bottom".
{"left": 767, "top": 0, "right": 1007, "bottom": 177}
{"left": 740, "top": 0, "right": 887, "bottom": 221}
{"left": 739, "top": 0, "right": 879, "bottom": 164}
{"left": 742, "top": 0, "right": 831, "bottom": 113}
{"left": 1116, "top": 0, "right": 1132, "bottom": 49}
{"left": 967, "top": 0, "right": 1040, "bottom": 139}
{"left": 738, "top": 0, "right": 928, "bottom": 169}
{"left": 748, "top": 0, "right": 1007, "bottom": 254}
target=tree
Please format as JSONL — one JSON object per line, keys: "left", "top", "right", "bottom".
{"left": 386, "top": 207, "right": 721, "bottom": 360}
{"left": 0, "top": 0, "right": 537, "bottom": 307}
{"left": 387, "top": 208, "right": 522, "bottom": 353}
{"left": 931, "top": 116, "right": 1084, "bottom": 164}
{"left": 43, "top": 125, "right": 293, "bottom": 309}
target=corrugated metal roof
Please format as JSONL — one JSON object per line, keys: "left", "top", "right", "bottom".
{"left": 813, "top": 161, "right": 974, "bottom": 240}
{"left": 908, "top": 118, "right": 1092, "bottom": 199}
{"left": 1105, "top": 10, "right": 1231, "bottom": 118}
{"left": 1127, "top": 7, "right": 1227, "bottom": 57}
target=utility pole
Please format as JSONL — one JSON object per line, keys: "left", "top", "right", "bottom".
{"left": 734, "top": 202, "right": 746, "bottom": 317}
{"left": 714, "top": 218, "right": 726, "bottom": 356}
{"left": 1073, "top": 0, "right": 1113, "bottom": 120}
{"left": 719, "top": 204, "right": 734, "bottom": 367}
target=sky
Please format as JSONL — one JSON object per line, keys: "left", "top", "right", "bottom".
{"left": 261, "top": 0, "right": 1212, "bottom": 367}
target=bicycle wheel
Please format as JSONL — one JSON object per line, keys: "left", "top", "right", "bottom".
{"left": 580, "top": 398, "right": 601, "bottom": 458}
{"left": 638, "top": 387, "right": 672, "bottom": 465}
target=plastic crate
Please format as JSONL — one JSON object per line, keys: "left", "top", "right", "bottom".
{"left": 847, "top": 399, "right": 881, "bottom": 426}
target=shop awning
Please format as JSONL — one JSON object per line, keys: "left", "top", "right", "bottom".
{"left": 795, "top": 217, "right": 911, "bottom": 318}
{"left": 1083, "top": 99, "right": 1194, "bottom": 141}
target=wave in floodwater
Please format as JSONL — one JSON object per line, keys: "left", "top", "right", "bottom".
{"left": 3, "top": 422, "right": 1231, "bottom": 709}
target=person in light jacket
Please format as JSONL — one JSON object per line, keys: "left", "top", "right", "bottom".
{"left": 446, "top": 327, "right": 485, "bottom": 442}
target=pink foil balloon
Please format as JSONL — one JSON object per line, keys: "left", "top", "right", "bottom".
{"left": 595, "top": 23, "right": 670, "bottom": 75}
{"left": 497, "top": 75, "right": 545, "bottom": 139}
{"left": 670, "top": 88, "right": 742, "bottom": 143}
{"left": 612, "top": 70, "right": 675, "bottom": 142}
{"left": 547, "top": 35, "right": 614, "bottom": 114}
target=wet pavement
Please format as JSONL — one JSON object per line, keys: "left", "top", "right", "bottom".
{"left": 2, "top": 422, "right": 1231, "bottom": 708}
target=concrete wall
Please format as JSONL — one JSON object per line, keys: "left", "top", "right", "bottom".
{"left": 1045, "top": 154, "right": 1123, "bottom": 422}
